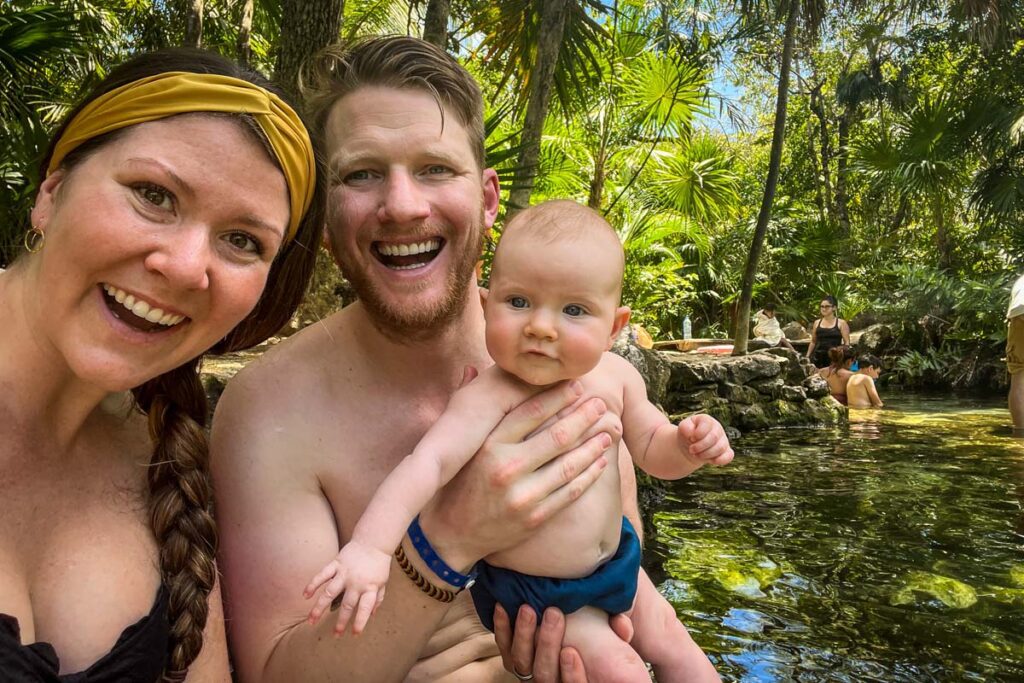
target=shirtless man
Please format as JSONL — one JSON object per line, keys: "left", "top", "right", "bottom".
{"left": 212, "top": 37, "right": 683, "bottom": 682}
{"left": 846, "top": 355, "right": 884, "bottom": 408}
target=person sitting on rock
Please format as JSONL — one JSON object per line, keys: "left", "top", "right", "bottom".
{"left": 847, "top": 354, "right": 884, "bottom": 408}
{"left": 818, "top": 345, "right": 856, "bottom": 405}
{"left": 752, "top": 303, "right": 796, "bottom": 351}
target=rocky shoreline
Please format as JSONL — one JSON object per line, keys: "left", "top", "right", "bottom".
{"left": 611, "top": 338, "right": 845, "bottom": 434}
{"left": 201, "top": 337, "right": 847, "bottom": 434}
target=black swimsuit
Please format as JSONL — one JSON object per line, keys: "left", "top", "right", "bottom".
{"left": 0, "top": 585, "right": 169, "bottom": 682}
{"left": 813, "top": 319, "right": 844, "bottom": 368}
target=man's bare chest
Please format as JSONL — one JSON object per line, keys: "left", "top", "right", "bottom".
{"left": 314, "top": 392, "right": 448, "bottom": 535}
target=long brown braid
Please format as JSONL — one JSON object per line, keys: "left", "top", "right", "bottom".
{"left": 38, "top": 48, "right": 326, "bottom": 680}
{"left": 133, "top": 362, "right": 214, "bottom": 681}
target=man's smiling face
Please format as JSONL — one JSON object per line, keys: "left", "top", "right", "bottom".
{"left": 324, "top": 86, "right": 498, "bottom": 338}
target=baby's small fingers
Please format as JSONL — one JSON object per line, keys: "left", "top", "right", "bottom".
{"left": 352, "top": 591, "right": 378, "bottom": 635}
{"left": 334, "top": 591, "right": 360, "bottom": 636}
{"left": 308, "top": 591, "right": 335, "bottom": 624}
{"left": 690, "top": 415, "right": 715, "bottom": 441}
{"left": 303, "top": 563, "right": 338, "bottom": 598}
{"left": 710, "top": 448, "right": 735, "bottom": 466}
{"left": 371, "top": 587, "right": 386, "bottom": 617}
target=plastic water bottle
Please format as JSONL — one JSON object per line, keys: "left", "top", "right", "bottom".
{"left": 682, "top": 315, "right": 692, "bottom": 340}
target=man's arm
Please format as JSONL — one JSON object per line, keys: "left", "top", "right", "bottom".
{"left": 866, "top": 377, "right": 884, "bottom": 407}
{"left": 212, "top": 369, "right": 451, "bottom": 682}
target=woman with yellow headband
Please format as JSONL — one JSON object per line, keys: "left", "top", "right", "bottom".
{"left": 0, "top": 48, "right": 323, "bottom": 681}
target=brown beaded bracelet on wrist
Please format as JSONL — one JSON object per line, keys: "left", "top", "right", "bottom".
{"left": 394, "top": 543, "right": 458, "bottom": 603}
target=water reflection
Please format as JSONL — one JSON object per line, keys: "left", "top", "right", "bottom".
{"left": 648, "top": 393, "right": 1024, "bottom": 681}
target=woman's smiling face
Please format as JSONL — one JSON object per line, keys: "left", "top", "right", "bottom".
{"left": 27, "top": 114, "right": 290, "bottom": 391}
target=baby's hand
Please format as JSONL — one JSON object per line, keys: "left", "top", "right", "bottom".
{"left": 303, "top": 541, "right": 391, "bottom": 635}
{"left": 678, "top": 414, "right": 734, "bottom": 466}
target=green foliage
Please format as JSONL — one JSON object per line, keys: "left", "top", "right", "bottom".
{"left": 1, "top": 0, "right": 1021, "bottom": 381}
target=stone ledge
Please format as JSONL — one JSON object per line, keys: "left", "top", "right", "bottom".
{"left": 611, "top": 338, "right": 846, "bottom": 432}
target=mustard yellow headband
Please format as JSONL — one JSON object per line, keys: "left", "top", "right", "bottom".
{"left": 48, "top": 71, "right": 315, "bottom": 243}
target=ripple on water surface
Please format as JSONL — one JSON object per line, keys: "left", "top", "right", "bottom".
{"left": 648, "top": 393, "right": 1024, "bottom": 682}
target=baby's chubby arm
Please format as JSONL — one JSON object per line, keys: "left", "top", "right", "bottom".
{"left": 611, "top": 354, "right": 734, "bottom": 479}
{"left": 304, "top": 367, "right": 536, "bottom": 633}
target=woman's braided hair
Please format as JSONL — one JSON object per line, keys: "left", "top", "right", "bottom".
{"left": 39, "top": 48, "right": 325, "bottom": 680}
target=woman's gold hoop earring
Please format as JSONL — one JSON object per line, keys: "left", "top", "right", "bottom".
{"left": 24, "top": 226, "right": 45, "bottom": 253}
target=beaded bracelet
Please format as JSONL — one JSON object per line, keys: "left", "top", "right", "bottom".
{"left": 394, "top": 543, "right": 457, "bottom": 603}
{"left": 408, "top": 515, "right": 478, "bottom": 589}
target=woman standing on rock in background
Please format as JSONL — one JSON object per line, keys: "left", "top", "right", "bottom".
{"left": 806, "top": 296, "right": 851, "bottom": 369}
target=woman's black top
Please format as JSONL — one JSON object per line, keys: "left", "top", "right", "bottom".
{"left": 0, "top": 585, "right": 169, "bottom": 682}
{"left": 812, "top": 319, "right": 845, "bottom": 368}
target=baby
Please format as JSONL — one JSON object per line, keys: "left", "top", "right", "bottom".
{"left": 305, "top": 200, "right": 733, "bottom": 681}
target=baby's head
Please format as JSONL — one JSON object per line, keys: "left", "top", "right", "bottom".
{"left": 482, "top": 200, "right": 631, "bottom": 386}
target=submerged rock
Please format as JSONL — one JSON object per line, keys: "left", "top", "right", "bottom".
{"left": 890, "top": 570, "right": 978, "bottom": 609}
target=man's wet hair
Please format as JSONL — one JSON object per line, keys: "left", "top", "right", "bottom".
{"left": 859, "top": 354, "right": 882, "bottom": 369}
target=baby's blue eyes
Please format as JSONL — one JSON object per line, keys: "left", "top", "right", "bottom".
{"left": 507, "top": 298, "right": 587, "bottom": 316}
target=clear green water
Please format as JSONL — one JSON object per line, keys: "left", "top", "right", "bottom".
{"left": 646, "top": 393, "right": 1024, "bottom": 682}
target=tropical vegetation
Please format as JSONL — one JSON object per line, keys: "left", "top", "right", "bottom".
{"left": 2, "top": 0, "right": 1021, "bottom": 389}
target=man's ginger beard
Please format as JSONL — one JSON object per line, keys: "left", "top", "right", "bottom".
{"left": 333, "top": 212, "right": 486, "bottom": 343}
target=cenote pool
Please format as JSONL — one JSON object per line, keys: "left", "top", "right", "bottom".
{"left": 646, "top": 393, "right": 1024, "bottom": 682}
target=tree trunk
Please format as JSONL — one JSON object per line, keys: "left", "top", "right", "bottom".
{"left": 732, "top": 0, "right": 798, "bottom": 356}
{"left": 276, "top": 0, "right": 345, "bottom": 98}
{"left": 588, "top": 153, "right": 606, "bottom": 209}
{"left": 808, "top": 82, "right": 834, "bottom": 219}
{"left": 835, "top": 104, "right": 853, "bottom": 237}
{"left": 422, "top": 0, "right": 450, "bottom": 48}
{"left": 807, "top": 126, "right": 826, "bottom": 222}
{"left": 934, "top": 196, "right": 952, "bottom": 270}
{"left": 184, "top": 0, "right": 203, "bottom": 47}
{"left": 237, "top": 0, "right": 254, "bottom": 67}
{"left": 507, "top": 0, "right": 571, "bottom": 215}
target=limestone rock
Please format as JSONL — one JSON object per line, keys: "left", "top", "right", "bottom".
{"left": 855, "top": 323, "right": 896, "bottom": 355}
{"left": 761, "top": 347, "right": 810, "bottom": 384}
{"left": 801, "top": 374, "right": 830, "bottom": 398}
{"left": 725, "top": 353, "right": 785, "bottom": 384}
{"left": 779, "top": 385, "right": 807, "bottom": 402}
{"left": 665, "top": 353, "right": 727, "bottom": 389}
{"left": 733, "top": 403, "right": 771, "bottom": 430}
{"left": 783, "top": 321, "right": 809, "bottom": 340}
{"left": 611, "top": 336, "right": 670, "bottom": 406}
{"left": 748, "top": 376, "right": 785, "bottom": 398}
{"left": 718, "top": 382, "right": 762, "bottom": 404}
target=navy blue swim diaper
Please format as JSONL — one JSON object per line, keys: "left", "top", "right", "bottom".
{"left": 469, "top": 516, "right": 640, "bottom": 631}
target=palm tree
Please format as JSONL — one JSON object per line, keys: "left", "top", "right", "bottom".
{"left": 732, "top": 0, "right": 802, "bottom": 354}
{"left": 850, "top": 90, "right": 967, "bottom": 271}
{"left": 183, "top": 0, "right": 203, "bottom": 47}
{"left": 275, "top": 0, "right": 344, "bottom": 97}
{"left": 468, "top": 0, "right": 609, "bottom": 214}
{"left": 422, "top": 0, "right": 450, "bottom": 47}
